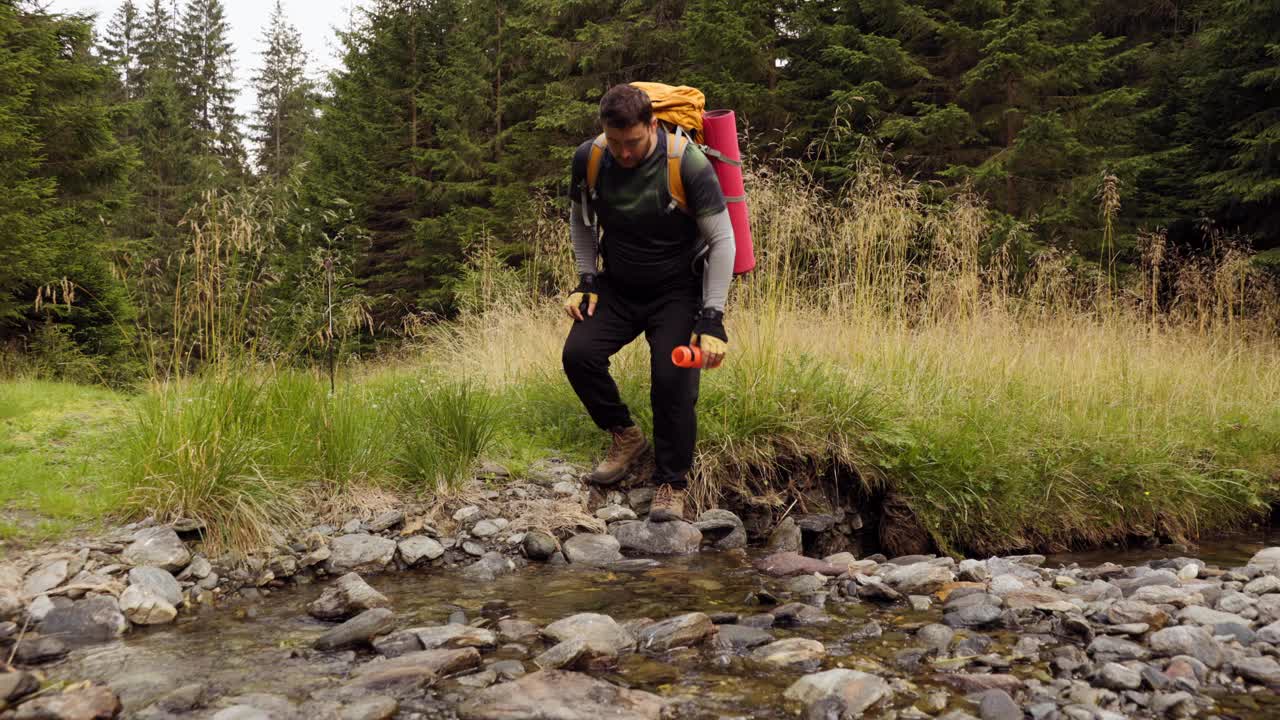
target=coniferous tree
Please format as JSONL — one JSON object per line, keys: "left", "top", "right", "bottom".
{"left": 101, "top": 0, "right": 143, "bottom": 102}
{"left": 250, "top": 0, "right": 315, "bottom": 180}
{"left": 177, "top": 0, "right": 245, "bottom": 179}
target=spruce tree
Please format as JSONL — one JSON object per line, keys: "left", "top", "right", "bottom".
{"left": 177, "top": 0, "right": 245, "bottom": 179}
{"left": 250, "top": 0, "right": 315, "bottom": 180}
{"left": 101, "top": 0, "right": 143, "bottom": 101}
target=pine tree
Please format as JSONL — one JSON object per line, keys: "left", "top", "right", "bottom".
{"left": 177, "top": 0, "right": 245, "bottom": 178}
{"left": 250, "top": 0, "right": 315, "bottom": 180}
{"left": 101, "top": 0, "right": 143, "bottom": 101}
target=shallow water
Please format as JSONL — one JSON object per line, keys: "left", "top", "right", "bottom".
{"left": 42, "top": 537, "right": 1280, "bottom": 719}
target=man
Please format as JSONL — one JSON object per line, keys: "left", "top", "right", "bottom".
{"left": 562, "top": 83, "right": 736, "bottom": 522}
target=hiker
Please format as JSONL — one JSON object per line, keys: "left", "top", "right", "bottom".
{"left": 562, "top": 83, "right": 735, "bottom": 523}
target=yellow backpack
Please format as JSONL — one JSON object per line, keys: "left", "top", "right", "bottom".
{"left": 582, "top": 82, "right": 707, "bottom": 220}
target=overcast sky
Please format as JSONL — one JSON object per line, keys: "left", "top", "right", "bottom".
{"left": 48, "top": 0, "right": 365, "bottom": 126}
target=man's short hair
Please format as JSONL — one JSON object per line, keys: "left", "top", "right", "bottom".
{"left": 599, "top": 84, "right": 653, "bottom": 129}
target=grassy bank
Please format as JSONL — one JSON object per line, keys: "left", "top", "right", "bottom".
{"left": 4, "top": 163, "right": 1278, "bottom": 556}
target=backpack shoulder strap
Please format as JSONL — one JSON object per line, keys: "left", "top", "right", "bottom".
{"left": 581, "top": 133, "right": 608, "bottom": 227}
{"left": 666, "top": 127, "right": 690, "bottom": 215}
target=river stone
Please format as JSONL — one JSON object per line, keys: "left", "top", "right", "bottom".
{"left": 403, "top": 624, "right": 493, "bottom": 651}
{"left": 916, "top": 623, "right": 955, "bottom": 653}
{"left": 788, "top": 575, "right": 826, "bottom": 594}
{"left": 122, "top": 527, "right": 190, "bottom": 572}
{"left": 38, "top": 595, "right": 128, "bottom": 647}
{"left": 65, "top": 571, "right": 113, "bottom": 600}
{"left": 767, "top": 517, "right": 802, "bottom": 553}
{"left": 210, "top": 706, "right": 271, "bottom": 720}
{"left": 522, "top": 531, "right": 558, "bottom": 561}
{"left": 0, "top": 588, "right": 20, "bottom": 621}
{"left": 771, "top": 602, "right": 829, "bottom": 626}
{"left": 341, "top": 696, "right": 399, "bottom": 720}
{"left": 973, "top": 689, "right": 1019, "bottom": 720}
{"left": 22, "top": 560, "right": 69, "bottom": 597}
{"left": 397, "top": 536, "right": 444, "bottom": 566}
{"left": 367, "top": 510, "right": 405, "bottom": 533}
{"left": 694, "top": 509, "right": 747, "bottom": 550}
{"left": 1217, "top": 590, "right": 1255, "bottom": 614}
{"left": 1149, "top": 625, "right": 1223, "bottom": 668}
{"left": 534, "top": 638, "right": 609, "bottom": 670}
{"left": 882, "top": 563, "right": 955, "bottom": 594}
{"left": 1257, "top": 620, "right": 1280, "bottom": 644}
{"left": 1131, "top": 585, "right": 1202, "bottom": 607}
{"left": 784, "top": 669, "right": 890, "bottom": 715}
{"left": 1099, "top": 662, "right": 1142, "bottom": 690}
{"left": 12, "top": 683, "right": 122, "bottom": 719}
{"left": 1088, "top": 636, "right": 1149, "bottom": 661}
{"left": 373, "top": 630, "right": 424, "bottom": 658}
{"left": 13, "top": 635, "right": 67, "bottom": 664}
{"left": 1179, "top": 605, "right": 1247, "bottom": 627}
{"left": 309, "top": 572, "right": 391, "bottom": 620}
{"left": 1234, "top": 656, "right": 1280, "bottom": 686}
{"left": 497, "top": 619, "right": 539, "bottom": 643}
{"left": 595, "top": 505, "right": 637, "bottom": 523}
{"left": 0, "top": 670, "right": 38, "bottom": 703}
{"left": 1107, "top": 600, "right": 1168, "bottom": 627}
{"left": 611, "top": 520, "right": 701, "bottom": 555}
{"left": 464, "top": 552, "right": 518, "bottom": 581}
{"left": 315, "top": 607, "right": 397, "bottom": 650}
{"left": 454, "top": 506, "right": 483, "bottom": 525}
{"left": 347, "top": 648, "right": 481, "bottom": 695}
{"left": 119, "top": 585, "right": 178, "bottom": 625}
{"left": 751, "top": 638, "right": 826, "bottom": 668}
{"left": 126, "top": 566, "right": 182, "bottom": 607}
{"left": 713, "top": 624, "right": 774, "bottom": 650}
{"left": 326, "top": 534, "right": 397, "bottom": 574}
{"left": 635, "top": 613, "right": 715, "bottom": 652}
{"left": 957, "top": 559, "right": 990, "bottom": 582}
{"left": 543, "top": 613, "right": 634, "bottom": 655}
{"left": 472, "top": 519, "right": 508, "bottom": 538}
{"left": 944, "top": 604, "right": 1002, "bottom": 628}
{"left": 1248, "top": 547, "right": 1280, "bottom": 573}
{"left": 755, "top": 552, "right": 846, "bottom": 577}
{"left": 563, "top": 534, "right": 623, "bottom": 566}
{"left": 458, "top": 670, "right": 666, "bottom": 720}
{"left": 932, "top": 674, "right": 1023, "bottom": 693}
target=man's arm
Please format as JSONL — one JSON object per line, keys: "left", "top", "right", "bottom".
{"left": 697, "top": 209, "right": 735, "bottom": 312}
{"left": 570, "top": 200, "right": 599, "bottom": 277}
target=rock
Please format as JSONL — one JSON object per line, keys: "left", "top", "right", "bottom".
{"left": 22, "top": 560, "right": 69, "bottom": 597}
{"left": 1212, "top": 621, "right": 1255, "bottom": 644}
{"left": 694, "top": 510, "right": 747, "bottom": 550}
{"left": 932, "top": 674, "right": 1023, "bottom": 693}
{"left": 398, "top": 537, "right": 445, "bottom": 566}
{"left": 367, "top": 511, "right": 405, "bottom": 532}
{"left": 309, "top": 572, "right": 391, "bottom": 620}
{"left": 126, "top": 566, "right": 182, "bottom": 607}
{"left": 882, "top": 563, "right": 956, "bottom": 594}
{"left": 325, "top": 534, "right": 397, "bottom": 574}
{"left": 784, "top": 669, "right": 891, "bottom": 716}
{"left": 1244, "top": 575, "right": 1280, "bottom": 595}
{"left": 210, "top": 706, "right": 273, "bottom": 720}
{"left": 635, "top": 613, "right": 716, "bottom": 652}
{"left": 1178, "top": 605, "right": 1247, "bottom": 628}
{"left": 767, "top": 517, "right": 802, "bottom": 553}
{"left": 944, "top": 604, "right": 1002, "bottom": 628}
{"left": 373, "top": 630, "right": 423, "bottom": 658}
{"left": 13, "top": 635, "right": 67, "bottom": 664}
{"left": 0, "top": 588, "right": 20, "bottom": 621}
{"left": 771, "top": 602, "right": 829, "bottom": 626}
{"left": 552, "top": 481, "right": 578, "bottom": 497}
{"left": 1106, "top": 600, "right": 1168, "bottom": 627}
{"left": 543, "top": 613, "right": 634, "bottom": 655}
{"left": 462, "top": 552, "right": 517, "bottom": 581}
{"left": 1148, "top": 626, "right": 1223, "bottom": 668}
{"left": 404, "top": 623, "right": 497, "bottom": 651}
{"left": 535, "top": 639, "right": 598, "bottom": 670}
{"left": 453, "top": 506, "right": 483, "bottom": 524}
{"left": 1234, "top": 656, "right": 1280, "bottom": 686}
{"left": 712, "top": 624, "right": 774, "bottom": 650}
{"left": 918, "top": 624, "right": 955, "bottom": 653}
{"left": 458, "top": 670, "right": 666, "bottom": 720}
{"left": 144, "top": 682, "right": 208, "bottom": 715}
{"left": 13, "top": 685, "right": 121, "bottom": 719}
{"left": 314, "top": 608, "right": 397, "bottom": 650}
{"left": 853, "top": 578, "right": 904, "bottom": 603}
{"left": 37, "top": 596, "right": 128, "bottom": 648}
{"left": 0, "top": 670, "right": 38, "bottom": 703}
{"left": 751, "top": 638, "right": 826, "bottom": 668}
{"left": 1150, "top": 691, "right": 1196, "bottom": 717}
{"left": 341, "top": 696, "right": 398, "bottom": 720}
{"left": 789, "top": 575, "right": 826, "bottom": 594}
{"left": 522, "top": 531, "right": 559, "bottom": 561}
{"left": 457, "top": 670, "right": 498, "bottom": 688}
{"left": 611, "top": 520, "right": 701, "bottom": 555}
{"left": 595, "top": 506, "right": 637, "bottom": 523}
{"left": 627, "top": 488, "right": 655, "bottom": 514}
{"left": 1088, "top": 635, "right": 1150, "bottom": 661}
{"left": 497, "top": 619, "right": 539, "bottom": 643}
{"left": 562, "top": 534, "right": 623, "bottom": 566}
{"left": 122, "top": 527, "right": 190, "bottom": 571}
{"left": 957, "top": 559, "right": 989, "bottom": 582}
{"left": 976, "top": 689, "right": 1020, "bottom": 720}
{"left": 755, "top": 552, "right": 846, "bottom": 577}
{"left": 347, "top": 648, "right": 481, "bottom": 694}
{"left": 1099, "top": 662, "right": 1142, "bottom": 690}
{"left": 491, "top": 660, "right": 527, "bottom": 681}
{"left": 1259, "top": 620, "right": 1280, "bottom": 644}
{"left": 1247, "top": 547, "right": 1280, "bottom": 572}
{"left": 472, "top": 519, "right": 508, "bottom": 538}
{"left": 909, "top": 595, "right": 932, "bottom": 611}
{"left": 118, "top": 585, "right": 177, "bottom": 625}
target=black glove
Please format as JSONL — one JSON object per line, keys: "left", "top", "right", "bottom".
{"left": 564, "top": 273, "right": 598, "bottom": 321}
{"left": 692, "top": 307, "right": 727, "bottom": 343}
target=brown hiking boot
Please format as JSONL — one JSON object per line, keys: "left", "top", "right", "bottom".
{"left": 649, "top": 483, "right": 686, "bottom": 523}
{"left": 587, "top": 425, "right": 649, "bottom": 485}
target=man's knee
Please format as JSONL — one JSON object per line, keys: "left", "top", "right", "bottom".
{"left": 563, "top": 337, "right": 603, "bottom": 375}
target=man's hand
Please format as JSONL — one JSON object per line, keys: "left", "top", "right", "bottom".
{"left": 564, "top": 273, "right": 598, "bottom": 321}
{"left": 690, "top": 308, "right": 727, "bottom": 369}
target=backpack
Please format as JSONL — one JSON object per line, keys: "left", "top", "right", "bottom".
{"left": 579, "top": 82, "right": 740, "bottom": 225}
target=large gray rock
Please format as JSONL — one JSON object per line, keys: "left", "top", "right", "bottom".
{"left": 543, "top": 613, "right": 634, "bottom": 656}
{"left": 309, "top": 572, "right": 391, "bottom": 620}
{"left": 882, "top": 563, "right": 955, "bottom": 594}
{"left": 1248, "top": 547, "right": 1280, "bottom": 573}
{"left": 1234, "top": 656, "right": 1280, "bottom": 686}
{"left": 562, "top": 534, "right": 623, "bottom": 566}
{"left": 751, "top": 638, "right": 825, "bottom": 668}
{"left": 522, "top": 531, "right": 558, "bottom": 561}
{"left": 1179, "top": 605, "right": 1248, "bottom": 628}
{"left": 458, "top": 670, "right": 666, "bottom": 720}
{"left": 463, "top": 552, "right": 518, "bottom": 581}
{"left": 347, "top": 648, "right": 481, "bottom": 694}
{"left": 409, "top": 624, "right": 497, "bottom": 650}
{"left": 1087, "top": 636, "right": 1149, "bottom": 661}
{"left": 398, "top": 537, "right": 444, "bottom": 566}
{"left": 1099, "top": 662, "right": 1142, "bottom": 690}
{"left": 635, "top": 613, "right": 716, "bottom": 652}
{"left": 784, "top": 669, "right": 890, "bottom": 716}
{"left": 611, "top": 520, "right": 701, "bottom": 555}
{"left": 755, "top": 552, "right": 847, "bottom": 577}
{"left": 1242, "top": 574, "right": 1280, "bottom": 595}
{"left": 315, "top": 608, "right": 397, "bottom": 650}
{"left": 695, "top": 510, "right": 747, "bottom": 550}
{"left": 122, "top": 527, "right": 191, "bottom": 571}
{"left": 976, "top": 689, "right": 1021, "bottom": 720}
{"left": 326, "top": 534, "right": 398, "bottom": 574}
{"left": 37, "top": 595, "right": 129, "bottom": 647}
{"left": 1149, "top": 625, "right": 1223, "bottom": 668}
{"left": 119, "top": 585, "right": 178, "bottom": 625}
{"left": 127, "top": 566, "right": 182, "bottom": 607}
{"left": 22, "top": 560, "right": 69, "bottom": 597}
{"left": 12, "top": 684, "right": 121, "bottom": 720}
{"left": 1107, "top": 600, "right": 1168, "bottom": 627}
{"left": 712, "top": 625, "right": 774, "bottom": 650}
{"left": 767, "top": 517, "right": 802, "bottom": 553}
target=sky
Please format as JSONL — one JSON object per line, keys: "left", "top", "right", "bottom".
{"left": 47, "top": 0, "right": 365, "bottom": 126}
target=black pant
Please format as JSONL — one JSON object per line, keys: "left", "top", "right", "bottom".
{"left": 562, "top": 275, "right": 700, "bottom": 487}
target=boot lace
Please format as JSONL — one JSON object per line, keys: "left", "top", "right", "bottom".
{"left": 653, "top": 483, "right": 674, "bottom": 506}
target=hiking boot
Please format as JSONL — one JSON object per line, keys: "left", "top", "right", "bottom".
{"left": 649, "top": 483, "right": 686, "bottom": 523}
{"left": 588, "top": 425, "right": 649, "bottom": 485}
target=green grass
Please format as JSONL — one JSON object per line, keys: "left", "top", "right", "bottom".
{"left": 0, "top": 379, "right": 129, "bottom": 546}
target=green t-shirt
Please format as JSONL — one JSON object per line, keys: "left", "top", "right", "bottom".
{"left": 570, "top": 128, "right": 726, "bottom": 298}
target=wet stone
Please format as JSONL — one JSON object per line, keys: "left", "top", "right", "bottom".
{"left": 309, "top": 572, "right": 390, "bottom": 620}
{"left": 767, "top": 517, "right": 802, "bottom": 553}
{"left": 562, "top": 534, "right": 623, "bottom": 566}
{"left": 1148, "top": 625, "right": 1223, "bottom": 668}
{"left": 314, "top": 607, "right": 397, "bottom": 650}
{"left": 458, "top": 670, "right": 666, "bottom": 720}
{"left": 712, "top": 624, "right": 774, "bottom": 650}
{"left": 635, "top": 613, "right": 715, "bottom": 652}
{"left": 751, "top": 638, "right": 825, "bottom": 668}
{"left": 784, "top": 669, "right": 891, "bottom": 716}
{"left": 976, "top": 689, "right": 1020, "bottom": 720}
{"left": 611, "top": 520, "right": 702, "bottom": 555}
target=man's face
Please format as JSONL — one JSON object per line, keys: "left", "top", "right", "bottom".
{"left": 604, "top": 118, "right": 658, "bottom": 169}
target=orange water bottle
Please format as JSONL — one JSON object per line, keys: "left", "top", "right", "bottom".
{"left": 671, "top": 345, "right": 704, "bottom": 368}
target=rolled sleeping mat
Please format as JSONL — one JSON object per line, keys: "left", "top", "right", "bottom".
{"left": 701, "top": 109, "right": 755, "bottom": 275}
